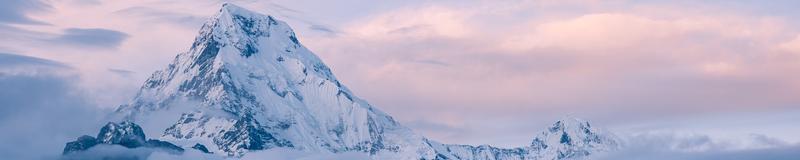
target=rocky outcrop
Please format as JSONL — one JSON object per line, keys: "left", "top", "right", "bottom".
{"left": 63, "top": 122, "right": 184, "bottom": 155}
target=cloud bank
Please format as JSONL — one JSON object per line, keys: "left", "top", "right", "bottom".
{"left": 0, "top": 53, "right": 110, "bottom": 160}
{"left": 61, "top": 146, "right": 370, "bottom": 160}
{"left": 593, "top": 133, "right": 800, "bottom": 160}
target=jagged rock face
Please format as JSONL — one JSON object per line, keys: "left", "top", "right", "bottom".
{"left": 214, "top": 115, "right": 294, "bottom": 156}
{"left": 63, "top": 122, "right": 184, "bottom": 155}
{"left": 111, "top": 3, "right": 618, "bottom": 159}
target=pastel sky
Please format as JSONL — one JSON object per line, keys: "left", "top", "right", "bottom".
{"left": 2, "top": 0, "right": 800, "bottom": 158}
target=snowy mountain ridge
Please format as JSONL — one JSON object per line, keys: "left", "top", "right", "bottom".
{"left": 427, "top": 117, "right": 619, "bottom": 160}
{"left": 98, "top": 3, "right": 620, "bottom": 159}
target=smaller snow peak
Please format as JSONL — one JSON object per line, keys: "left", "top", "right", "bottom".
{"left": 97, "top": 121, "right": 147, "bottom": 144}
{"left": 523, "top": 117, "right": 620, "bottom": 159}
{"left": 534, "top": 117, "right": 607, "bottom": 147}
{"left": 549, "top": 116, "right": 591, "bottom": 133}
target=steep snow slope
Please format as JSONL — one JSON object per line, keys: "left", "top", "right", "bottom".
{"left": 113, "top": 3, "right": 618, "bottom": 159}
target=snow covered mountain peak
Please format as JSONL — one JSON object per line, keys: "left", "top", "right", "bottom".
{"left": 543, "top": 116, "right": 593, "bottom": 136}
{"left": 117, "top": 2, "right": 342, "bottom": 116}
{"left": 114, "top": 3, "right": 416, "bottom": 157}
{"left": 107, "top": 4, "right": 619, "bottom": 159}
{"left": 199, "top": 2, "right": 303, "bottom": 58}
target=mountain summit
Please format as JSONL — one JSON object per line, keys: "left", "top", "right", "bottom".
{"left": 104, "top": 3, "right": 619, "bottom": 159}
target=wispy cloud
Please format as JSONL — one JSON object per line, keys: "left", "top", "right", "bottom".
{"left": 0, "top": 0, "right": 50, "bottom": 25}
{"left": 48, "top": 28, "right": 129, "bottom": 49}
{"left": 413, "top": 59, "right": 449, "bottom": 66}
{"left": 114, "top": 6, "right": 206, "bottom": 28}
{"left": 0, "top": 53, "right": 108, "bottom": 159}
{"left": 0, "top": 52, "right": 69, "bottom": 69}
{"left": 107, "top": 68, "right": 135, "bottom": 77}
{"left": 593, "top": 133, "right": 800, "bottom": 160}
{"left": 308, "top": 24, "right": 338, "bottom": 35}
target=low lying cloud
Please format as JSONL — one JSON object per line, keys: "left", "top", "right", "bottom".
{"left": 592, "top": 132, "right": 800, "bottom": 160}
{"left": 61, "top": 145, "right": 158, "bottom": 160}
{"left": 0, "top": 53, "right": 110, "bottom": 159}
{"left": 239, "top": 148, "right": 370, "bottom": 160}
{"left": 62, "top": 146, "right": 370, "bottom": 160}
{"left": 64, "top": 132, "right": 800, "bottom": 160}
{"left": 62, "top": 145, "right": 222, "bottom": 160}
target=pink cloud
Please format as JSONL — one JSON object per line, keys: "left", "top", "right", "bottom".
{"left": 300, "top": 2, "right": 800, "bottom": 145}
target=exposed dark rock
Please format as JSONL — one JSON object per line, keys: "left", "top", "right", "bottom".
{"left": 214, "top": 115, "right": 293, "bottom": 156}
{"left": 192, "top": 143, "right": 211, "bottom": 153}
{"left": 146, "top": 139, "right": 185, "bottom": 153}
{"left": 63, "top": 122, "right": 186, "bottom": 155}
